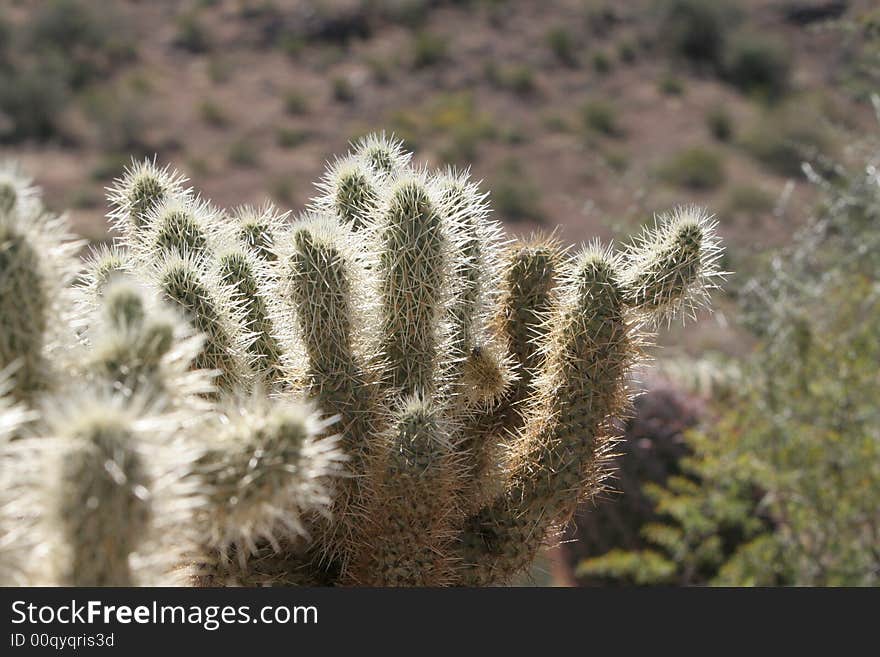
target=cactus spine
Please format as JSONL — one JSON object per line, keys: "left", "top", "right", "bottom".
{"left": 0, "top": 138, "right": 722, "bottom": 586}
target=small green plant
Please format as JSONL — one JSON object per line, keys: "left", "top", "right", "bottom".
{"left": 207, "top": 56, "right": 232, "bottom": 84}
{"left": 0, "top": 63, "right": 69, "bottom": 142}
{"left": 198, "top": 99, "right": 228, "bottom": 127}
{"left": 174, "top": 12, "right": 211, "bottom": 53}
{"left": 658, "top": 73, "right": 685, "bottom": 96}
{"left": 411, "top": 32, "right": 448, "bottom": 69}
{"left": 659, "top": 147, "right": 726, "bottom": 190}
{"left": 27, "top": 0, "right": 133, "bottom": 89}
{"left": 276, "top": 127, "right": 308, "bottom": 149}
{"left": 332, "top": 77, "right": 355, "bottom": 103}
{"left": 547, "top": 27, "right": 578, "bottom": 66}
{"left": 660, "top": 0, "right": 739, "bottom": 67}
{"left": 283, "top": 90, "right": 309, "bottom": 115}
{"left": 722, "top": 31, "right": 791, "bottom": 100}
{"left": 740, "top": 106, "right": 830, "bottom": 177}
{"left": 366, "top": 55, "right": 393, "bottom": 85}
{"left": 582, "top": 99, "right": 622, "bottom": 137}
{"left": 491, "top": 160, "right": 543, "bottom": 222}
{"left": 227, "top": 140, "right": 259, "bottom": 167}
{"left": 618, "top": 39, "right": 637, "bottom": 64}
{"left": 271, "top": 177, "right": 295, "bottom": 205}
{"left": 486, "top": 64, "right": 537, "bottom": 96}
{"left": 391, "top": 93, "right": 497, "bottom": 164}
{"left": 706, "top": 105, "right": 734, "bottom": 141}
{"left": 592, "top": 51, "right": 612, "bottom": 74}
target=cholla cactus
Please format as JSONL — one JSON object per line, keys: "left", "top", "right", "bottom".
{"left": 0, "top": 135, "right": 723, "bottom": 586}
{"left": 0, "top": 162, "right": 82, "bottom": 403}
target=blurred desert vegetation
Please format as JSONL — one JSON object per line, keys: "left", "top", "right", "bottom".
{"left": 1, "top": 0, "right": 879, "bottom": 586}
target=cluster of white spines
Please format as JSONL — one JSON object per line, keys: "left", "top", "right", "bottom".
{"left": 620, "top": 206, "right": 725, "bottom": 325}
{"left": 0, "top": 134, "right": 724, "bottom": 587}
{"left": 195, "top": 395, "right": 344, "bottom": 566}
{"left": 0, "top": 162, "right": 83, "bottom": 403}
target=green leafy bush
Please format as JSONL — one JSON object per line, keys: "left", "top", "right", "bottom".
{"left": 412, "top": 32, "right": 448, "bottom": 69}
{"left": 659, "top": 0, "right": 739, "bottom": 67}
{"left": 722, "top": 31, "right": 791, "bottom": 100}
{"left": 579, "top": 107, "right": 880, "bottom": 586}
{"left": 174, "top": 11, "right": 211, "bottom": 53}
{"left": 546, "top": 27, "right": 578, "bottom": 66}
{"left": 705, "top": 106, "right": 734, "bottom": 142}
{"left": 581, "top": 100, "right": 622, "bottom": 137}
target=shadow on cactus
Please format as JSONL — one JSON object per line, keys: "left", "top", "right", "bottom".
{"left": 0, "top": 135, "right": 723, "bottom": 586}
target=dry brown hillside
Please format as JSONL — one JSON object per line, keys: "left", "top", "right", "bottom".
{"left": 1, "top": 0, "right": 878, "bottom": 356}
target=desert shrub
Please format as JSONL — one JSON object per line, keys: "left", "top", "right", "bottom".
{"left": 276, "top": 127, "right": 308, "bottom": 149}
{"left": 332, "top": 77, "right": 355, "bottom": 103}
{"left": 485, "top": 62, "right": 537, "bottom": 95}
{"left": 271, "top": 176, "right": 295, "bottom": 204}
{"left": 82, "top": 85, "right": 149, "bottom": 152}
{"left": 0, "top": 13, "right": 9, "bottom": 59}
{"left": 722, "top": 31, "right": 791, "bottom": 100}
{"left": 411, "top": 32, "right": 448, "bottom": 69}
{"left": 207, "top": 56, "right": 233, "bottom": 84}
{"left": 602, "top": 147, "right": 630, "bottom": 173}
{"left": 724, "top": 184, "right": 775, "bottom": 220}
{"left": 392, "top": 92, "right": 496, "bottom": 164}
{"left": 659, "top": 147, "right": 726, "bottom": 190}
{"left": 0, "top": 62, "right": 69, "bottom": 142}
{"left": 706, "top": 106, "right": 734, "bottom": 141}
{"left": 283, "top": 91, "right": 309, "bottom": 115}
{"left": 546, "top": 26, "right": 579, "bottom": 66}
{"left": 618, "top": 40, "right": 637, "bottom": 64}
{"left": 0, "top": 0, "right": 133, "bottom": 141}
{"left": 228, "top": 139, "right": 259, "bottom": 167}
{"left": 659, "top": 0, "right": 739, "bottom": 67}
{"left": 198, "top": 99, "right": 229, "bottom": 127}
{"left": 174, "top": 11, "right": 211, "bottom": 53}
{"left": 579, "top": 111, "right": 880, "bottom": 586}
{"left": 581, "top": 99, "right": 622, "bottom": 137}
{"left": 658, "top": 73, "right": 685, "bottom": 96}
{"left": 838, "top": 9, "right": 880, "bottom": 101}
{"left": 491, "top": 159, "right": 543, "bottom": 222}
{"left": 381, "top": 0, "right": 432, "bottom": 29}
{"left": 366, "top": 55, "right": 393, "bottom": 84}
{"left": 583, "top": 2, "right": 618, "bottom": 35}
{"left": 27, "top": 0, "right": 133, "bottom": 89}
{"left": 592, "top": 51, "right": 612, "bottom": 74}
{"left": 740, "top": 106, "right": 830, "bottom": 177}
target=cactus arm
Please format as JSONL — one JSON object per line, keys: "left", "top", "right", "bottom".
{"left": 0, "top": 170, "right": 81, "bottom": 403}
{"left": 151, "top": 253, "right": 253, "bottom": 391}
{"left": 216, "top": 248, "right": 290, "bottom": 387}
{"left": 232, "top": 203, "right": 287, "bottom": 262}
{"left": 620, "top": 207, "right": 724, "bottom": 323}
{"left": 108, "top": 159, "right": 190, "bottom": 239}
{"left": 351, "top": 395, "right": 461, "bottom": 585}
{"left": 456, "top": 247, "right": 632, "bottom": 585}
{"left": 278, "top": 214, "right": 379, "bottom": 569}
{"left": 372, "top": 174, "right": 455, "bottom": 396}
